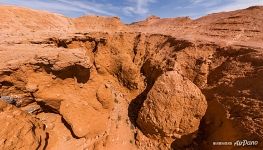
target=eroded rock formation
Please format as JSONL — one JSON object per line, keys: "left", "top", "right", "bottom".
{"left": 137, "top": 71, "right": 207, "bottom": 142}
{"left": 0, "top": 5, "right": 263, "bottom": 150}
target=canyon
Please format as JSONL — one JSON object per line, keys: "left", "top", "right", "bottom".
{"left": 0, "top": 5, "right": 263, "bottom": 150}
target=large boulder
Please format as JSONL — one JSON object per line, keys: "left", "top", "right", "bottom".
{"left": 37, "top": 113, "right": 88, "bottom": 150}
{"left": 60, "top": 84, "right": 114, "bottom": 138}
{"left": 137, "top": 71, "right": 207, "bottom": 140}
{"left": 0, "top": 100, "right": 46, "bottom": 150}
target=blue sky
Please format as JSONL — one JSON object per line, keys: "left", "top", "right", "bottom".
{"left": 0, "top": 0, "right": 262, "bottom": 23}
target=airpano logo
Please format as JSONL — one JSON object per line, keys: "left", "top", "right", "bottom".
{"left": 234, "top": 140, "right": 258, "bottom": 147}
{"left": 212, "top": 140, "right": 259, "bottom": 147}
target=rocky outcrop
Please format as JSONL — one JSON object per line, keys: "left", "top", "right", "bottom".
{"left": 137, "top": 71, "right": 207, "bottom": 144}
{"left": 0, "top": 6, "right": 73, "bottom": 34}
{"left": 0, "top": 100, "right": 46, "bottom": 150}
{"left": 0, "top": 5, "right": 263, "bottom": 150}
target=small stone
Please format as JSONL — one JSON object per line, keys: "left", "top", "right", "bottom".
{"left": 0, "top": 96, "right": 16, "bottom": 105}
{"left": 52, "top": 75, "right": 56, "bottom": 79}
{"left": 79, "top": 83, "right": 84, "bottom": 88}
{"left": 26, "top": 84, "right": 38, "bottom": 93}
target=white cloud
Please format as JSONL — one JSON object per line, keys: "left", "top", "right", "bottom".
{"left": 183, "top": 0, "right": 220, "bottom": 9}
{"left": 124, "top": 0, "right": 155, "bottom": 15}
{"left": 0, "top": 0, "right": 118, "bottom": 16}
{"left": 191, "top": 0, "right": 207, "bottom": 4}
{"left": 56, "top": 0, "right": 117, "bottom": 16}
{"left": 208, "top": 0, "right": 263, "bottom": 13}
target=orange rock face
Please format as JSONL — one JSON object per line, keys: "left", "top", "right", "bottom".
{"left": 0, "top": 100, "right": 46, "bottom": 150}
{"left": 0, "top": 5, "right": 263, "bottom": 150}
{"left": 137, "top": 71, "right": 207, "bottom": 142}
